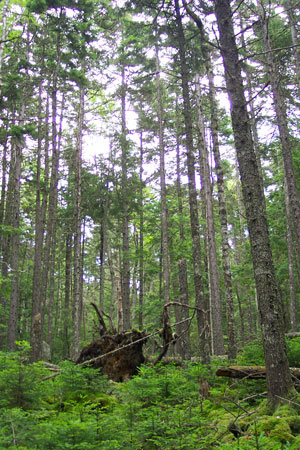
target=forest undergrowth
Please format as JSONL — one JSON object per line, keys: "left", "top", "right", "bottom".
{"left": 1, "top": 340, "right": 300, "bottom": 449}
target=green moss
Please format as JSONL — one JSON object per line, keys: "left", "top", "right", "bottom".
{"left": 288, "top": 416, "right": 300, "bottom": 434}
{"left": 290, "top": 435, "right": 300, "bottom": 449}
{"left": 269, "top": 421, "right": 295, "bottom": 443}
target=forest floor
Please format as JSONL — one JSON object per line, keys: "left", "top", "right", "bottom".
{"left": 1, "top": 339, "right": 300, "bottom": 449}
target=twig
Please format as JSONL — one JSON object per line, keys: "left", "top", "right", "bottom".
{"left": 239, "top": 43, "right": 300, "bottom": 63}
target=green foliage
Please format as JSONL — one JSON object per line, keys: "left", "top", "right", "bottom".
{"left": 237, "top": 339, "right": 265, "bottom": 365}
{"left": 1, "top": 358, "right": 299, "bottom": 449}
{"left": 238, "top": 337, "right": 300, "bottom": 368}
{"left": 0, "top": 342, "right": 49, "bottom": 409}
{"left": 287, "top": 338, "right": 300, "bottom": 367}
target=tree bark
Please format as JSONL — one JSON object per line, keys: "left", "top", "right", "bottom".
{"left": 195, "top": 74, "right": 225, "bottom": 356}
{"left": 174, "top": 0, "right": 210, "bottom": 364}
{"left": 175, "top": 106, "right": 191, "bottom": 360}
{"left": 207, "top": 62, "right": 236, "bottom": 359}
{"left": 256, "top": 0, "right": 300, "bottom": 265}
{"left": 120, "top": 66, "right": 131, "bottom": 331}
{"left": 63, "top": 232, "right": 72, "bottom": 359}
{"left": 214, "top": 0, "right": 293, "bottom": 403}
{"left": 283, "top": 0, "right": 300, "bottom": 86}
{"left": 156, "top": 47, "right": 171, "bottom": 307}
{"left": 138, "top": 132, "right": 144, "bottom": 330}
{"left": 71, "top": 86, "right": 84, "bottom": 361}
{"left": 7, "top": 105, "right": 25, "bottom": 351}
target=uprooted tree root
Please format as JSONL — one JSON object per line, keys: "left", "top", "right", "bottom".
{"left": 76, "top": 329, "right": 147, "bottom": 382}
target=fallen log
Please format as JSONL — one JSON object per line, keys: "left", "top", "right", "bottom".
{"left": 286, "top": 332, "right": 300, "bottom": 339}
{"left": 216, "top": 366, "right": 300, "bottom": 380}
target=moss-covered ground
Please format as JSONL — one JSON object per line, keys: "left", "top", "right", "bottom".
{"left": 1, "top": 340, "right": 300, "bottom": 449}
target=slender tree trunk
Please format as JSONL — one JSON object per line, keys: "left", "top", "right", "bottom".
{"left": 196, "top": 74, "right": 225, "bottom": 356}
{"left": 284, "top": 172, "right": 297, "bottom": 331}
{"left": 256, "top": 0, "right": 300, "bottom": 264}
{"left": 138, "top": 132, "right": 144, "bottom": 330}
{"left": 175, "top": 104, "right": 191, "bottom": 360}
{"left": 174, "top": 0, "right": 210, "bottom": 364}
{"left": 156, "top": 47, "right": 171, "bottom": 307}
{"left": 236, "top": 287, "right": 245, "bottom": 345}
{"left": 71, "top": 86, "right": 84, "bottom": 361}
{"left": 0, "top": 0, "right": 10, "bottom": 95}
{"left": 63, "top": 233, "right": 72, "bottom": 359}
{"left": 7, "top": 105, "right": 25, "bottom": 350}
{"left": 120, "top": 66, "right": 131, "bottom": 331}
{"left": 47, "top": 229, "right": 56, "bottom": 349}
{"left": 99, "top": 197, "right": 108, "bottom": 313}
{"left": 0, "top": 136, "right": 8, "bottom": 348}
{"left": 31, "top": 87, "right": 49, "bottom": 348}
{"left": 31, "top": 69, "right": 61, "bottom": 362}
{"left": 206, "top": 63, "right": 236, "bottom": 359}
{"left": 283, "top": 0, "right": 300, "bottom": 85}
{"left": 107, "top": 235, "right": 118, "bottom": 323}
{"left": 214, "top": 0, "right": 293, "bottom": 403}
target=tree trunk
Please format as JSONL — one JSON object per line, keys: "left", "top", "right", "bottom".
{"left": 99, "top": 198, "right": 108, "bottom": 313}
{"left": 207, "top": 62, "right": 236, "bottom": 359}
{"left": 63, "top": 233, "right": 72, "bottom": 359}
{"left": 284, "top": 174, "right": 297, "bottom": 331}
{"left": 175, "top": 106, "right": 191, "bottom": 360}
{"left": 138, "top": 132, "right": 144, "bottom": 330}
{"left": 174, "top": 0, "right": 210, "bottom": 364}
{"left": 214, "top": 0, "right": 293, "bottom": 404}
{"left": 7, "top": 105, "right": 25, "bottom": 351}
{"left": 195, "top": 74, "right": 225, "bottom": 356}
{"left": 256, "top": 0, "right": 300, "bottom": 265}
{"left": 156, "top": 47, "right": 171, "bottom": 307}
{"left": 283, "top": 0, "right": 300, "bottom": 86}
{"left": 31, "top": 87, "right": 49, "bottom": 353}
{"left": 0, "top": 0, "right": 10, "bottom": 96}
{"left": 71, "top": 86, "right": 84, "bottom": 361}
{"left": 120, "top": 66, "right": 131, "bottom": 331}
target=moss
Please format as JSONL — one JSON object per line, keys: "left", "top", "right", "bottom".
{"left": 269, "top": 421, "right": 295, "bottom": 443}
{"left": 256, "top": 398, "right": 273, "bottom": 415}
{"left": 288, "top": 416, "right": 300, "bottom": 434}
{"left": 274, "top": 403, "right": 298, "bottom": 417}
{"left": 85, "top": 393, "right": 118, "bottom": 408}
{"left": 258, "top": 416, "right": 282, "bottom": 432}
{"left": 290, "top": 435, "right": 300, "bottom": 449}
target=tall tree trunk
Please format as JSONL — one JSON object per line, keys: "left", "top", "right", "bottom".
{"left": 138, "top": 132, "right": 144, "bottom": 330}
{"left": 174, "top": 0, "right": 210, "bottom": 364}
{"left": 0, "top": 135, "right": 8, "bottom": 348}
{"left": 206, "top": 62, "right": 236, "bottom": 359}
{"left": 195, "top": 74, "right": 225, "bottom": 356}
{"left": 30, "top": 63, "right": 62, "bottom": 362}
{"left": 283, "top": 0, "right": 300, "bottom": 85}
{"left": 214, "top": 0, "right": 293, "bottom": 404}
{"left": 63, "top": 233, "right": 72, "bottom": 359}
{"left": 284, "top": 170, "right": 297, "bottom": 331}
{"left": 46, "top": 229, "right": 56, "bottom": 350}
{"left": 256, "top": 0, "right": 300, "bottom": 264}
{"left": 71, "top": 86, "right": 84, "bottom": 361}
{"left": 175, "top": 102, "right": 191, "bottom": 360}
{"left": 99, "top": 197, "right": 108, "bottom": 313}
{"left": 0, "top": 0, "right": 10, "bottom": 96}
{"left": 120, "top": 66, "right": 131, "bottom": 331}
{"left": 156, "top": 47, "right": 171, "bottom": 307}
{"left": 31, "top": 87, "right": 49, "bottom": 351}
{"left": 7, "top": 105, "right": 25, "bottom": 350}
